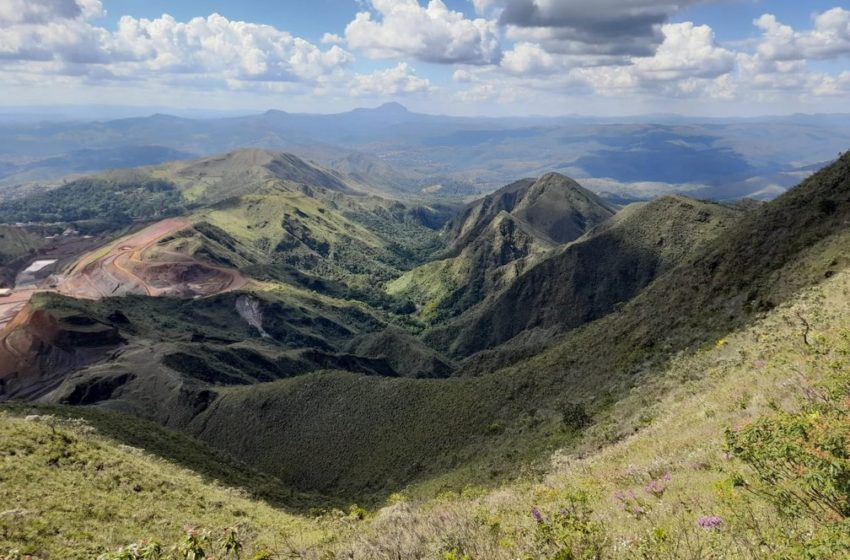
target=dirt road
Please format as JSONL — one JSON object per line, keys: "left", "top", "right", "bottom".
{"left": 0, "top": 289, "right": 39, "bottom": 331}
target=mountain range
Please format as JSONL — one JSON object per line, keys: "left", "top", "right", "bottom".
{"left": 2, "top": 104, "right": 850, "bottom": 203}
{"left": 2, "top": 144, "right": 850, "bottom": 558}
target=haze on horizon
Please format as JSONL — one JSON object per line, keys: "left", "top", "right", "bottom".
{"left": 1, "top": 0, "right": 849, "bottom": 118}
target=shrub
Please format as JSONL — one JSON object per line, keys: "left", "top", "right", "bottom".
{"left": 726, "top": 369, "right": 850, "bottom": 556}
{"left": 529, "top": 491, "right": 607, "bottom": 559}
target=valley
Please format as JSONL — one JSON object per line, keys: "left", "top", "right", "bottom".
{"left": 1, "top": 145, "right": 849, "bottom": 559}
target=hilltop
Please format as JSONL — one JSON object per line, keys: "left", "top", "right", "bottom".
{"left": 389, "top": 173, "right": 616, "bottom": 321}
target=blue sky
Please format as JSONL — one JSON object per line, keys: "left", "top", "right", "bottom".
{"left": 1, "top": 1, "right": 849, "bottom": 116}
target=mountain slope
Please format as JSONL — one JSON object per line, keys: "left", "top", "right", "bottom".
{"left": 436, "top": 195, "right": 745, "bottom": 357}
{"left": 155, "top": 148, "right": 356, "bottom": 203}
{"left": 6, "top": 262, "right": 850, "bottom": 558}
{"left": 159, "top": 152, "right": 850, "bottom": 496}
{"left": 0, "top": 149, "right": 362, "bottom": 231}
{"left": 323, "top": 255, "right": 850, "bottom": 560}
{"left": 0, "top": 150, "right": 454, "bottom": 402}
{"left": 389, "top": 173, "right": 616, "bottom": 320}
{"left": 5, "top": 151, "right": 850, "bottom": 506}
{"left": 444, "top": 173, "right": 616, "bottom": 253}
{"left": 0, "top": 408, "right": 319, "bottom": 559}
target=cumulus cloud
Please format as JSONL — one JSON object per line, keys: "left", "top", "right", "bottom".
{"left": 500, "top": 41, "right": 559, "bottom": 74}
{"left": 0, "top": 7, "right": 353, "bottom": 86}
{"left": 349, "top": 62, "right": 431, "bottom": 95}
{"left": 729, "top": 8, "right": 850, "bottom": 98}
{"left": 755, "top": 8, "right": 850, "bottom": 62}
{"left": 500, "top": 22, "right": 733, "bottom": 83}
{"left": 496, "top": 0, "right": 710, "bottom": 56}
{"left": 321, "top": 33, "right": 344, "bottom": 45}
{"left": 345, "top": 0, "right": 501, "bottom": 64}
{"left": 631, "top": 22, "right": 734, "bottom": 81}
{"left": 110, "top": 14, "right": 352, "bottom": 82}
{"left": 2, "top": 0, "right": 848, "bottom": 110}
{"left": 0, "top": 0, "right": 103, "bottom": 25}
{"left": 458, "top": 20, "right": 736, "bottom": 106}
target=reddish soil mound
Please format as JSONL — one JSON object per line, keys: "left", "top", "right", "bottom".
{"left": 0, "top": 306, "right": 123, "bottom": 400}
{"left": 58, "top": 218, "right": 245, "bottom": 298}
{"left": 57, "top": 218, "right": 246, "bottom": 299}
{"left": 0, "top": 218, "right": 248, "bottom": 400}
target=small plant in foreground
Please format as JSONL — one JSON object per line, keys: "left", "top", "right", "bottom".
{"left": 98, "top": 528, "right": 244, "bottom": 560}
{"left": 726, "top": 366, "right": 850, "bottom": 556}
{"left": 531, "top": 491, "right": 607, "bottom": 559}
{"left": 696, "top": 516, "right": 723, "bottom": 530}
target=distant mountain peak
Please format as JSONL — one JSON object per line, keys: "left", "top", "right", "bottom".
{"left": 374, "top": 102, "right": 410, "bottom": 114}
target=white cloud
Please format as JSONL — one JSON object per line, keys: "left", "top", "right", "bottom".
{"left": 470, "top": 0, "right": 502, "bottom": 17}
{"left": 321, "top": 33, "right": 344, "bottom": 45}
{"left": 631, "top": 22, "right": 734, "bottom": 81}
{"left": 349, "top": 62, "right": 431, "bottom": 96}
{"left": 0, "top": 8, "right": 354, "bottom": 87}
{"left": 501, "top": 41, "right": 559, "bottom": 74}
{"left": 111, "top": 14, "right": 353, "bottom": 82}
{"left": 1, "top": 0, "right": 848, "bottom": 112}
{"left": 755, "top": 8, "right": 850, "bottom": 62}
{"left": 734, "top": 9, "right": 850, "bottom": 98}
{"left": 452, "top": 68, "right": 475, "bottom": 82}
{"left": 499, "top": 22, "right": 733, "bottom": 87}
{"left": 345, "top": 0, "right": 501, "bottom": 64}
{"left": 0, "top": 0, "right": 103, "bottom": 25}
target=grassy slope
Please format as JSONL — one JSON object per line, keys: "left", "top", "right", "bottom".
{"left": 320, "top": 255, "right": 850, "bottom": 559}
{"left": 6, "top": 237, "right": 849, "bottom": 560}
{"left": 0, "top": 409, "right": 322, "bottom": 560}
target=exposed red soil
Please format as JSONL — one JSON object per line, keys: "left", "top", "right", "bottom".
{"left": 0, "top": 305, "right": 123, "bottom": 399}
{"left": 0, "top": 218, "right": 249, "bottom": 398}
{"left": 58, "top": 218, "right": 247, "bottom": 299}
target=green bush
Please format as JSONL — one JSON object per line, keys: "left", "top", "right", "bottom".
{"left": 726, "top": 368, "right": 850, "bottom": 556}
{"left": 529, "top": 491, "right": 607, "bottom": 559}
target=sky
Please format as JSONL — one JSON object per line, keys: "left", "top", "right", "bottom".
{"left": 1, "top": 0, "right": 849, "bottom": 117}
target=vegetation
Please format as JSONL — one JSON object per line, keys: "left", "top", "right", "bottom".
{"left": 5, "top": 264, "right": 850, "bottom": 558}
{"left": 4, "top": 149, "right": 850, "bottom": 558}
{"left": 0, "top": 176, "right": 185, "bottom": 231}
{"left": 0, "top": 225, "right": 49, "bottom": 266}
{"left": 389, "top": 173, "right": 615, "bottom": 322}
{"left": 0, "top": 410, "right": 318, "bottom": 560}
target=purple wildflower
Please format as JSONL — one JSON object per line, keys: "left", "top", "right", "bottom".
{"left": 531, "top": 507, "right": 543, "bottom": 523}
{"left": 697, "top": 515, "right": 724, "bottom": 529}
{"left": 645, "top": 473, "right": 671, "bottom": 498}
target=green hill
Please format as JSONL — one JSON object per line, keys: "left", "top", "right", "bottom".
{"left": 389, "top": 173, "right": 616, "bottom": 321}
{"left": 432, "top": 195, "right": 745, "bottom": 357}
